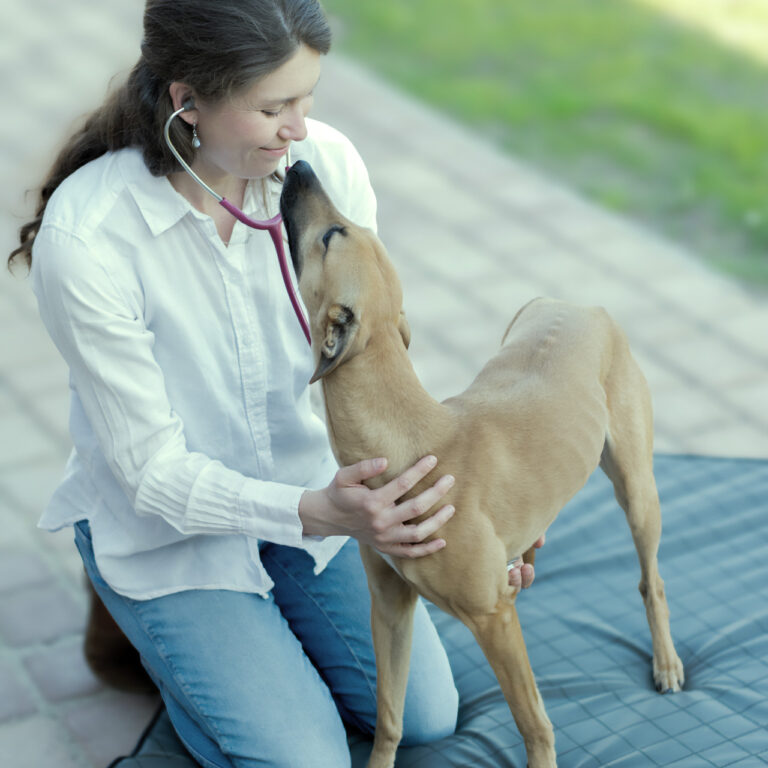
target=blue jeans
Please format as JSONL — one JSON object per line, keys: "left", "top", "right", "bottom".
{"left": 74, "top": 522, "right": 458, "bottom": 768}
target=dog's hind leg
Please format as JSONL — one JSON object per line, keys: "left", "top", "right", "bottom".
{"left": 600, "top": 330, "right": 684, "bottom": 693}
{"left": 359, "top": 545, "right": 420, "bottom": 768}
{"left": 463, "top": 603, "right": 556, "bottom": 767}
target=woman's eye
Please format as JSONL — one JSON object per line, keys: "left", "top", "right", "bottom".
{"left": 261, "top": 107, "right": 284, "bottom": 117}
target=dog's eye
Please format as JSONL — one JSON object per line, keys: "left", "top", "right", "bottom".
{"left": 322, "top": 226, "right": 347, "bottom": 251}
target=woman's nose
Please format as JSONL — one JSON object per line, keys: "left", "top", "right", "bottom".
{"left": 278, "top": 102, "right": 309, "bottom": 143}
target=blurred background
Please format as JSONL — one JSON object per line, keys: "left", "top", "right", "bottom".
{"left": 322, "top": 0, "right": 768, "bottom": 288}
{"left": 0, "top": 1, "right": 766, "bottom": 766}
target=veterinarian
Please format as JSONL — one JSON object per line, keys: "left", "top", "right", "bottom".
{"left": 9, "top": 1, "right": 540, "bottom": 766}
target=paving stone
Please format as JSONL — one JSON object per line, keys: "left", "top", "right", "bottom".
{"left": 64, "top": 690, "right": 161, "bottom": 768}
{"left": 685, "top": 422, "right": 768, "bottom": 461}
{"left": 720, "top": 306, "right": 768, "bottom": 360}
{"left": 1, "top": 353, "right": 70, "bottom": 400}
{"left": 0, "top": 582, "right": 85, "bottom": 647}
{"left": 0, "top": 549, "right": 52, "bottom": 593}
{"left": 0, "top": 714, "right": 86, "bottom": 768}
{"left": 651, "top": 387, "right": 737, "bottom": 439}
{"left": 0, "top": 657, "right": 38, "bottom": 723}
{"left": 1, "top": 2, "right": 768, "bottom": 764}
{"left": 37, "top": 529, "right": 86, "bottom": 589}
{"left": 655, "top": 334, "right": 767, "bottom": 392}
{"left": 23, "top": 641, "right": 102, "bottom": 703}
{"left": 0, "top": 488, "right": 39, "bottom": 549}
{"left": 0, "top": 388, "right": 19, "bottom": 417}
{"left": 29, "top": 388, "right": 72, "bottom": 448}
{"left": 0, "top": 455, "right": 70, "bottom": 522}
{"left": 0, "top": 410, "right": 60, "bottom": 467}
{"left": 630, "top": 353, "right": 687, "bottom": 398}
{"left": 2, "top": 314, "right": 61, "bottom": 369}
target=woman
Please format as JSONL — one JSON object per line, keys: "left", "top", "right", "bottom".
{"left": 9, "top": 1, "right": 537, "bottom": 765}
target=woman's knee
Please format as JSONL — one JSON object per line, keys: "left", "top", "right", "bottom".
{"left": 400, "top": 677, "right": 459, "bottom": 746}
{"left": 227, "top": 723, "right": 352, "bottom": 768}
{"left": 166, "top": 684, "right": 353, "bottom": 768}
{"left": 399, "top": 601, "right": 459, "bottom": 745}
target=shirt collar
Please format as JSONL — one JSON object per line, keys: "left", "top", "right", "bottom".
{"left": 118, "top": 149, "right": 194, "bottom": 237}
{"left": 119, "top": 149, "right": 284, "bottom": 238}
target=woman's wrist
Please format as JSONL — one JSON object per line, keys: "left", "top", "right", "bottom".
{"left": 298, "top": 488, "right": 330, "bottom": 538}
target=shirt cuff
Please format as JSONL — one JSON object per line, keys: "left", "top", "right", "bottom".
{"left": 237, "top": 477, "right": 307, "bottom": 547}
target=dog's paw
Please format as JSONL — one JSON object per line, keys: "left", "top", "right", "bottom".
{"left": 653, "top": 654, "right": 685, "bottom": 693}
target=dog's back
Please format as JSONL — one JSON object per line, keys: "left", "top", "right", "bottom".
{"left": 442, "top": 298, "right": 613, "bottom": 517}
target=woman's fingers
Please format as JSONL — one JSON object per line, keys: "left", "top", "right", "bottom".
{"left": 385, "top": 535, "right": 448, "bottom": 559}
{"left": 377, "top": 455, "right": 438, "bottom": 503}
{"left": 392, "top": 472, "right": 455, "bottom": 524}
{"left": 401, "top": 503, "right": 455, "bottom": 544}
{"left": 334, "top": 457, "right": 388, "bottom": 487}
{"left": 330, "top": 455, "right": 457, "bottom": 557}
{"left": 379, "top": 504, "right": 455, "bottom": 558}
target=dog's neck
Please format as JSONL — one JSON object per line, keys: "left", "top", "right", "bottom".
{"left": 321, "top": 325, "right": 453, "bottom": 477}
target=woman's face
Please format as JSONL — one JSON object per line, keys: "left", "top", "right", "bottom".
{"left": 192, "top": 44, "right": 322, "bottom": 181}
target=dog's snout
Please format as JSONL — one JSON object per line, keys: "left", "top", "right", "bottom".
{"left": 283, "top": 160, "right": 319, "bottom": 202}
{"left": 280, "top": 160, "right": 338, "bottom": 279}
{"left": 280, "top": 160, "right": 319, "bottom": 220}
{"left": 281, "top": 161, "right": 324, "bottom": 278}
{"left": 288, "top": 160, "right": 317, "bottom": 186}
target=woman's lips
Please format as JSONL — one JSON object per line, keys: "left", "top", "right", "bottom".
{"left": 261, "top": 146, "right": 289, "bottom": 157}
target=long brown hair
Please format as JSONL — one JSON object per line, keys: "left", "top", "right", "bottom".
{"left": 8, "top": 0, "right": 331, "bottom": 270}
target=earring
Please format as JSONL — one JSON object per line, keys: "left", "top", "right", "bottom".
{"left": 191, "top": 122, "right": 201, "bottom": 149}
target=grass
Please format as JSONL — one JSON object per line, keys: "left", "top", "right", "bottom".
{"left": 321, "top": 0, "right": 768, "bottom": 288}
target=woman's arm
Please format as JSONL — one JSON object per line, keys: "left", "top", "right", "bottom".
{"left": 32, "top": 224, "right": 314, "bottom": 545}
{"left": 32, "top": 224, "right": 455, "bottom": 552}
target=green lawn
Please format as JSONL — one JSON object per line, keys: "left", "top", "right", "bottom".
{"left": 322, "top": 0, "right": 768, "bottom": 288}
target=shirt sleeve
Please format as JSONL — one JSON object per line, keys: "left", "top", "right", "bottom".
{"left": 302, "top": 119, "right": 378, "bottom": 234}
{"left": 32, "top": 224, "right": 307, "bottom": 546}
{"left": 341, "top": 139, "right": 378, "bottom": 234}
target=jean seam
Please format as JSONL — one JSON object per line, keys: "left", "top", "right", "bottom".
{"left": 169, "top": 715, "right": 231, "bottom": 768}
{"left": 131, "top": 596, "right": 244, "bottom": 761}
{"left": 76, "top": 524, "right": 234, "bottom": 762}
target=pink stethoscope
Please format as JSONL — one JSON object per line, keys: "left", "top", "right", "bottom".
{"left": 164, "top": 102, "right": 311, "bottom": 345}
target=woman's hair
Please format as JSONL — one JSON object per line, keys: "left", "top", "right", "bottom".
{"left": 8, "top": 0, "right": 331, "bottom": 270}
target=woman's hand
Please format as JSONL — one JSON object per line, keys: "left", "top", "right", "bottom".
{"left": 507, "top": 534, "right": 546, "bottom": 592}
{"left": 299, "top": 455, "right": 456, "bottom": 557}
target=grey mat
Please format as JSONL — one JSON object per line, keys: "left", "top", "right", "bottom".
{"left": 112, "top": 454, "right": 768, "bottom": 767}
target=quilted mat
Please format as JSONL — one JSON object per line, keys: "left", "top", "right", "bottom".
{"left": 112, "top": 454, "right": 768, "bottom": 767}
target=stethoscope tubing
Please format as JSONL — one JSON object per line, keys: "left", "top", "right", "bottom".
{"left": 163, "top": 106, "right": 311, "bottom": 346}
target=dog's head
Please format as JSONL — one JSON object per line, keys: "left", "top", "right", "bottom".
{"left": 281, "top": 160, "right": 410, "bottom": 383}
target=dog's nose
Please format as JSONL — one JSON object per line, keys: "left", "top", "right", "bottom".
{"left": 286, "top": 160, "right": 318, "bottom": 189}
{"left": 281, "top": 160, "right": 317, "bottom": 220}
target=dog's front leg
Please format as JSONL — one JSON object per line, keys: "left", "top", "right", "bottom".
{"left": 359, "top": 544, "right": 419, "bottom": 768}
{"left": 466, "top": 604, "right": 556, "bottom": 767}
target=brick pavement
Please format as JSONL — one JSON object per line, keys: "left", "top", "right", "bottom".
{"left": 1, "top": 1, "right": 766, "bottom": 766}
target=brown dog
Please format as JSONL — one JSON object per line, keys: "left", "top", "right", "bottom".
{"left": 280, "top": 160, "right": 684, "bottom": 768}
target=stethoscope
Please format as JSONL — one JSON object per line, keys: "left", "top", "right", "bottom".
{"left": 163, "top": 101, "right": 311, "bottom": 345}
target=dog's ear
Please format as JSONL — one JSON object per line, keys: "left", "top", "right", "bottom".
{"left": 398, "top": 309, "right": 411, "bottom": 350}
{"left": 310, "top": 304, "right": 358, "bottom": 383}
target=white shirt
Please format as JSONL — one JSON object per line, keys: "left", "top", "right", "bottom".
{"left": 31, "top": 119, "right": 377, "bottom": 599}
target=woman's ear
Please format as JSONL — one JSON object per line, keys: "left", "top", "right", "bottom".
{"left": 168, "top": 82, "right": 198, "bottom": 125}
